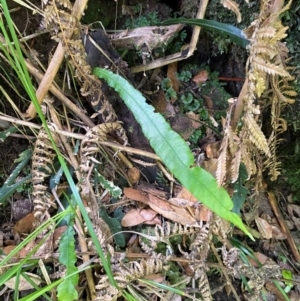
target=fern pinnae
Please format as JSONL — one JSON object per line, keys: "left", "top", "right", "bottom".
{"left": 197, "top": 270, "right": 212, "bottom": 301}
{"left": 252, "top": 44, "right": 277, "bottom": 58}
{"left": 270, "top": 25, "right": 289, "bottom": 43}
{"left": 216, "top": 132, "right": 229, "bottom": 187}
{"left": 32, "top": 127, "right": 57, "bottom": 225}
{"left": 230, "top": 149, "right": 241, "bottom": 183}
{"left": 255, "top": 26, "right": 276, "bottom": 39}
{"left": 252, "top": 57, "right": 290, "bottom": 77}
{"left": 244, "top": 114, "right": 270, "bottom": 156}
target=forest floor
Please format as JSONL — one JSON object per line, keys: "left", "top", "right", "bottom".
{"left": 0, "top": 0, "right": 300, "bottom": 300}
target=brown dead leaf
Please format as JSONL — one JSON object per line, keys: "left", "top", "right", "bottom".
{"left": 124, "top": 187, "right": 149, "bottom": 204}
{"left": 5, "top": 272, "right": 42, "bottom": 291}
{"left": 139, "top": 208, "right": 158, "bottom": 221}
{"left": 137, "top": 181, "right": 169, "bottom": 199}
{"left": 186, "top": 111, "right": 201, "bottom": 129}
{"left": 176, "top": 187, "right": 198, "bottom": 203}
{"left": 168, "top": 197, "right": 196, "bottom": 208}
{"left": 202, "top": 159, "right": 218, "bottom": 178}
{"left": 13, "top": 212, "right": 34, "bottom": 236}
{"left": 202, "top": 95, "right": 214, "bottom": 110}
{"left": 148, "top": 194, "right": 175, "bottom": 211}
{"left": 125, "top": 187, "right": 197, "bottom": 225}
{"left": 148, "top": 199, "right": 197, "bottom": 226}
{"left": 271, "top": 225, "right": 287, "bottom": 240}
{"left": 128, "top": 167, "right": 141, "bottom": 185}
{"left": 122, "top": 208, "right": 160, "bottom": 227}
{"left": 129, "top": 184, "right": 173, "bottom": 211}
{"left": 167, "top": 61, "right": 180, "bottom": 102}
{"left": 2, "top": 245, "right": 19, "bottom": 258}
{"left": 255, "top": 216, "right": 272, "bottom": 239}
{"left": 205, "top": 141, "right": 220, "bottom": 159}
{"left": 198, "top": 206, "right": 213, "bottom": 222}
{"left": 192, "top": 69, "right": 208, "bottom": 85}
{"left": 53, "top": 226, "right": 68, "bottom": 249}
{"left": 247, "top": 252, "right": 268, "bottom": 267}
{"left": 122, "top": 209, "right": 148, "bottom": 227}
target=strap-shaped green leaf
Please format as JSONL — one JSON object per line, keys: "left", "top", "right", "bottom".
{"left": 57, "top": 219, "right": 78, "bottom": 301}
{"left": 94, "top": 68, "right": 253, "bottom": 239}
{"left": 159, "top": 18, "right": 250, "bottom": 48}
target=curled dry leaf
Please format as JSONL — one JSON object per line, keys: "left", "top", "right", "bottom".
{"left": 167, "top": 61, "right": 180, "bottom": 101}
{"left": 255, "top": 216, "right": 272, "bottom": 239}
{"left": 122, "top": 209, "right": 148, "bottom": 227}
{"left": 124, "top": 187, "right": 197, "bottom": 225}
{"left": 122, "top": 208, "right": 160, "bottom": 227}
{"left": 192, "top": 69, "right": 208, "bottom": 85}
{"left": 186, "top": 111, "right": 201, "bottom": 129}
{"left": 139, "top": 208, "right": 159, "bottom": 221}
{"left": 13, "top": 212, "right": 35, "bottom": 236}
{"left": 128, "top": 167, "right": 141, "bottom": 184}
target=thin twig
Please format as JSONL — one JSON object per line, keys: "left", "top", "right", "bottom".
{"left": 0, "top": 114, "right": 161, "bottom": 160}
{"left": 24, "top": 60, "right": 95, "bottom": 128}
{"left": 268, "top": 192, "right": 300, "bottom": 262}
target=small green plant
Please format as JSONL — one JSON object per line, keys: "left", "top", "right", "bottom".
{"left": 0, "top": 149, "right": 32, "bottom": 203}
{"left": 180, "top": 93, "right": 201, "bottom": 111}
{"left": 161, "top": 78, "right": 177, "bottom": 101}
{"left": 176, "top": 70, "right": 192, "bottom": 82}
{"left": 124, "top": 11, "right": 159, "bottom": 29}
{"left": 189, "top": 129, "right": 203, "bottom": 145}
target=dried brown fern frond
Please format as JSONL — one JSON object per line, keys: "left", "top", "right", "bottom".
{"left": 232, "top": 0, "right": 295, "bottom": 183}
{"left": 79, "top": 123, "right": 127, "bottom": 202}
{"left": 197, "top": 271, "right": 212, "bottom": 301}
{"left": 95, "top": 259, "right": 167, "bottom": 300}
{"left": 243, "top": 114, "right": 270, "bottom": 156}
{"left": 32, "top": 127, "right": 57, "bottom": 225}
{"left": 216, "top": 131, "right": 228, "bottom": 187}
